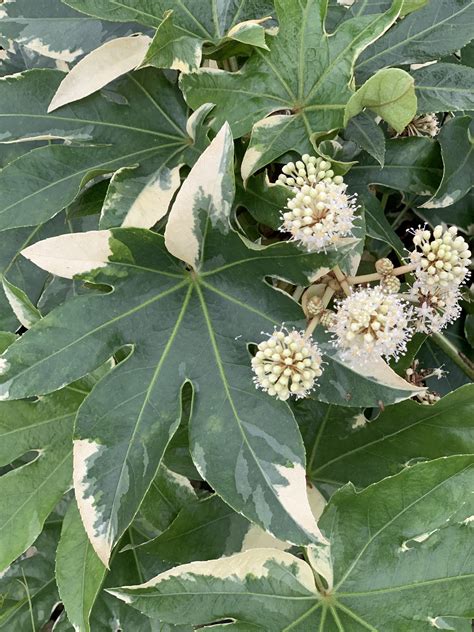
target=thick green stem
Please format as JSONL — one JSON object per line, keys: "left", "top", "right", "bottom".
{"left": 431, "top": 332, "right": 474, "bottom": 381}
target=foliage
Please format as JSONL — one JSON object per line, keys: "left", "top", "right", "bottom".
{"left": 0, "top": 0, "right": 472, "bottom": 630}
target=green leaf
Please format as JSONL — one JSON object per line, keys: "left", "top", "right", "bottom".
{"left": 401, "top": 0, "right": 429, "bottom": 15}
{"left": 137, "top": 494, "right": 250, "bottom": 564}
{"left": 235, "top": 172, "right": 289, "bottom": 230}
{"left": 0, "top": 128, "right": 354, "bottom": 564}
{"left": 412, "top": 63, "right": 474, "bottom": 114}
{"left": 63, "top": 0, "right": 274, "bottom": 71}
{"left": 343, "top": 137, "right": 442, "bottom": 256}
{"left": 181, "top": 0, "right": 403, "bottom": 176}
{"left": 0, "top": 523, "right": 61, "bottom": 630}
{"left": 0, "top": 217, "right": 66, "bottom": 331}
{"left": 0, "top": 0, "right": 142, "bottom": 63}
{"left": 55, "top": 498, "right": 107, "bottom": 632}
{"left": 313, "top": 328, "right": 425, "bottom": 407}
{"left": 0, "top": 68, "right": 193, "bottom": 231}
{"left": 357, "top": 0, "right": 474, "bottom": 80}
{"left": 0, "top": 388, "right": 84, "bottom": 572}
{"left": 421, "top": 116, "right": 474, "bottom": 209}
{"left": 295, "top": 384, "right": 474, "bottom": 489}
{"left": 466, "top": 315, "right": 474, "bottom": 348}
{"left": 109, "top": 456, "right": 474, "bottom": 630}
{"left": 139, "top": 464, "right": 197, "bottom": 533}
{"left": 344, "top": 111, "right": 386, "bottom": 166}
{"left": 345, "top": 68, "right": 417, "bottom": 133}
{"left": 1, "top": 277, "right": 42, "bottom": 330}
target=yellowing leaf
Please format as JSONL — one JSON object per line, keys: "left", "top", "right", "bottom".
{"left": 345, "top": 68, "right": 417, "bottom": 132}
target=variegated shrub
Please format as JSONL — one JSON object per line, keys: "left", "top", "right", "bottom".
{"left": 0, "top": 1, "right": 473, "bottom": 630}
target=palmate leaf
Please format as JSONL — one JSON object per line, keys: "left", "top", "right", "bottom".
{"left": 63, "top": 0, "right": 274, "bottom": 71}
{"left": 110, "top": 456, "right": 474, "bottom": 631}
{"left": 412, "top": 62, "right": 474, "bottom": 114}
{"left": 181, "top": 0, "right": 403, "bottom": 177}
{"left": 356, "top": 0, "right": 474, "bottom": 81}
{"left": 295, "top": 384, "right": 474, "bottom": 490}
{"left": 0, "top": 387, "right": 85, "bottom": 572}
{"left": 0, "top": 67, "right": 195, "bottom": 232}
{"left": 0, "top": 0, "right": 142, "bottom": 64}
{"left": 0, "top": 126, "right": 353, "bottom": 565}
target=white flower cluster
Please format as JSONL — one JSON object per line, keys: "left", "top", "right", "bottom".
{"left": 329, "top": 287, "right": 412, "bottom": 363}
{"left": 278, "top": 156, "right": 358, "bottom": 252}
{"left": 251, "top": 328, "right": 323, "bottom": 401}
{"left": 402, "top": 114, "right": 439, "bottom": 138}
{"left": 410, "top": 225, "right": 471, "bottom": 333}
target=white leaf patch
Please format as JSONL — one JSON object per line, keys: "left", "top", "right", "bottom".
{"left": 73, "top": 439, "right": 113, "bottom": 567}
{"left": 165, "top": 123, "right": 234, "bottom": 270}
{"left": 341, "top": 354, "right": 426, "bottom": 401}
{"left": 48, "top": 35, "right": 152, "bottom": 112}
{"left": 108, "top": 548, "right": 317, "bottom": 594}
{"left": 274, "top": 464, "right": 328, "bottom": 544}
{"left": 121, "top": 165, "right": 182, "bottom": 228}
{"left": 21, "top": 231, "right": 112, "bottom": 279}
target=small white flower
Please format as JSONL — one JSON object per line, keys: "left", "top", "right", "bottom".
{"left": 329, "top": 287, "right": 413, "bottom": 363}
{"left": 0, "top": 358, "right": 9, "bottom": 375}
{"left": 251, "top": 328, "right": 323, "bottom": 401}
{"left": 278, "top": 154, "right": 344, "bottom": 191}
{"left": 280, "top": 180, "right": 358, "bottom": 252}
{"left": 410, "top": 281, "right": 462, "bottom": 334}
{"left": 410, "top": 225, "right": 471, "bottom": 291}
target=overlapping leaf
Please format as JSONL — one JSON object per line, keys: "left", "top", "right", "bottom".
{"left": 0, "top": 387, "right": 85, "bottom": 572}
{"left": 421, "top": 115, "right": 474, "bottom": 209}
{"left": 0, "top": 67, "right": 194, "bottom": 231}
{"left": 110, "top": 456, "right": 474, "bottom": 630}
{"left": 295, "top": 384, "right": 474, "bottom": 489}
{"left": 412, "top": 62, "right": 474, "bottom": 114}
{"left": 0, "top": 127, "right": 352, "bottom": 565}
{"left": 63, "top": 0, "right": 274, "bottom": 71}
{"left": 181, "top": 0, "right": 403, "bottom": 176}
{"left": 0, "top": 0, "right": 142, "bottom": 63}
{"left": 356, "top": 0, "right": 474, "bottom": 80}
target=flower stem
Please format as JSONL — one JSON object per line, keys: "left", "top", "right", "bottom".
{"left": 431, "top": 332, "right": 474, "bottom": 381}
{"left": 333, "top": 265, "right": 351, "bottom": 296}
{"left": 347, "top": 263, "right": 417, "bottom": 286}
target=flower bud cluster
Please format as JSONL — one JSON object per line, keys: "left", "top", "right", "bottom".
{"left": 251, "top": 328, "right": 323, "bottom": 401}
{"left": 278, "top": 154, "right": 344, "bottom": 190}
{"left": 375, "top": 258, "right": 401, "bottom": 294}
{"left": 329, "top": 287, "right": 412, "bottom": 363}
{"left": 409, "top": 225, "right": 471, "bottom": 333}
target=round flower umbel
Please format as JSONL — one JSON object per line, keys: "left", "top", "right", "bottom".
{"left": 330, "top": 287, "right": 413, "bottom": 363}
{"left": 252, "top": 328, "right": 323, "bottom": 401}
{"left": 410, "top": 281, "right": 462, "bottom": 334}
{"left": 280, "top": 181, "right": 358, "bottom": 252}
{"left": 410, "top": 225, "right": 470, "bottom": 291}
{"left": 278, "top": 154, "right": 344, "bottom": 191}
